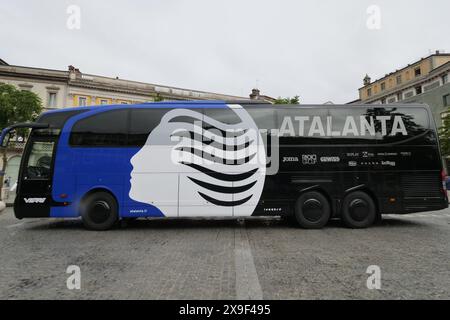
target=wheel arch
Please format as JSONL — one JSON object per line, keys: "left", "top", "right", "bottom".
{"left": 297, "top": 185, "right": 333, "bottom": 214}
{"left": 79, "top": 187, "right": 120, "bottom": 215}
{"left": 343, "top": 185, "right": 379, "bottom": 216}
{"left": 292, "top": 186, "right": 332, "bottom": 229}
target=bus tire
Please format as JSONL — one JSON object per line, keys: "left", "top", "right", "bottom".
{"left": 294, "top": 191, "right": 330, "bottom": 229}
{"left": 341, "top": 191, "right": 376, "bottom": 228}
{"left": 81, "top": 192, "right": 118, "bottom": 231}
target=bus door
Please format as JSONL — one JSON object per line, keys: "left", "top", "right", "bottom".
{"left": 14, "top": 135, "right": 57, "bottom": 218}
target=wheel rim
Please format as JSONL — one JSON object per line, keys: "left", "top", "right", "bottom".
{"left": 302, "top": 199, "right": 324, "bottom": 222}
{"left": 348, "top": 199, "right": 369, "bottom": 222}
{"left": 89, "top": 200, "right": 111, "bottom": 224}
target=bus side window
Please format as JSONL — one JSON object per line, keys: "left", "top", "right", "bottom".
{"left": 201, "top": 107, "right": 240, "bottom": 141}
{"left": 69, "top": 110, "right": 128, "bottom": 147}
{"left": 328, "top": 108, "right": 378, "bottom": 145}
{"left": 374, "top": 107, "right": 432, "bottom": 145}
{"left": 246, "top": 107, "right": 276, "bottom": 131}
{"left": 246, "top": 107, "right": 276, "bottom": 152}
{"left": 277, "top": 108, "right": 328, "bottom": 145}
{"left": 128, "top": 109, "right": 169, "bottom": 146}
{"left": 203, "top": 108, "right": 242, "bottom": 127}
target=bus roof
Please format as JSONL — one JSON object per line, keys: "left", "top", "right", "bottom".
{"left": 42, "top": 101, "right": 432, "bottom": 116}
{"left": 43, "top": 100, "right": 269, "bottom": 114}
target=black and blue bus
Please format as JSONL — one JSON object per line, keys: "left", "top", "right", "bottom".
{"left": 1, "top": 101, "right": 447, "bottom": 230}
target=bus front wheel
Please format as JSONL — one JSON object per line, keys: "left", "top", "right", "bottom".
{"left": 294, "top": 191, "right": 331, "bottom": 229}
{"left": 341, "top": 191, "right": 376, "bottom": 228}
{"left": 81, "top": 192, "right": 118, "bottom": 231}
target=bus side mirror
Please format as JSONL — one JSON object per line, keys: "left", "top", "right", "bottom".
{"left": 1, "top": 132, "right": 10, "bottom": 148}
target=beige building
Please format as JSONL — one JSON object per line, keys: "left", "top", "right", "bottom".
{"left": 0, "top": 59, "right": 274, "bottom": 113}
{"left": 350, "top": 51, "right": 450, "bottom": 126}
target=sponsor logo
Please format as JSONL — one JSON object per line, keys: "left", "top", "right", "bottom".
{"left": 320, "top": 156, "right": 340, "bottom": 163}
{"left": 129, "top": 209, "right": 147, "bottom": 214}
{"left": 263, "top": 207, "right": 282, "bottom": 212}
{"left": 302, "top": 154, "right": 317, "bottom": 165}
{"left": 362, "top": 151, "right": 374, "bottom": 158}
{"left": 346, "top": 152, "right": 359, "bottom": 157}
{"left": 24, "top": 198, "right": 46, "bottom": 204}
{"left": 282, "top": 156, "right": 299, "bottom": 162}
{"left": 377, "top": 152, "right": 398, "bottom": 156}
{"left": 400, "top": 152, "right": 412, "bottom": 157}
{"left": 381, "top": 161, "right": 396, "bottom": 167}
{"left": 348, "top": 161, "right": 357, "bottom": 167}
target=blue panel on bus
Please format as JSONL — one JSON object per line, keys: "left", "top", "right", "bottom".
{"left": 50, "top": 205, "right": 78, "bottom": 218}
{"left": 50, "top": 102, "right": 236, "bottom": 218}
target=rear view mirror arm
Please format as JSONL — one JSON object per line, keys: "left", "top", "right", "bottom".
{"left": 0, "top": 122, "right": 49, "bottom": 148}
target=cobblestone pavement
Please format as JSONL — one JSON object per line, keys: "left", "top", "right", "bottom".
{"left": 0, "top": 208, "right": 449, "bottom": 299}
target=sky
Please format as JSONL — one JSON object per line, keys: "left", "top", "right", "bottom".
{"left": 1, "top": 0, "right": 449, "bottom": 103}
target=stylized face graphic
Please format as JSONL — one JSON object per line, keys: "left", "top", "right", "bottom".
{"left": 129, "top": 104, "right": 266, "bottom": 217}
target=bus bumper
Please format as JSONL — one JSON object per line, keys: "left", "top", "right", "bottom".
{"left": 13, "top": 197, "right": 75, "bottom": 219}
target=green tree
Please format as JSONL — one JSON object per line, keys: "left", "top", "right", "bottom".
{"left": 274, "top": 95, "right": 300, "bottom": 105}
{"left": 439, "top": 112, "right": 450, "bottom": 157}
{"left": 153, "top": 93, "right": 164, "bottom": 102}
{"left": 0, "top": 84, "right": 42, "bottom": 198}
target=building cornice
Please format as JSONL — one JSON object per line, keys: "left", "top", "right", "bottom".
{"left": 68, "top": 79, "right": 157, "bottom": 97}
{"left": 361, "top": 62, "right": 450, "bottom": 104}
{"left": 0, "top": 64, "right": 250, "bottom": 100}
{"left": 0, "top": 65, "right": 257, "bottom": 102}
{"left": 0, "top": 65, "right": 69, "bottom": 83}
{"left": 358, "top": 53, "right": 450, "bottom": 90}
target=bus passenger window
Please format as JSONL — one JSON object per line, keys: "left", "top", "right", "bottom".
{"left": 70, "top": 110, "right": 128, "bottom": 147}
{"left": 204, "top": 108, "right": 242, "bottom": 127}
{"left": 128, "top": 109, "right": 170, "bottom": 146}
{"left": 277, "top": 108, "right": 328, "bottom": 145}
{"left": 25, "top": 141, "right": 55, "bottom": 179}
{"left": 374, "top": 107, "right": 431, "bottom": 144}
{"left": 246, "top": 107, "right": 276, "bottom": 130}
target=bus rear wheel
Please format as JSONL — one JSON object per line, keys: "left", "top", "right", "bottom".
{"left": 341, "top": 191, "right": 376, "bottom": 228}
{"left": 81, "top": 192, "right": 118, "bottom": 231}
{"left": 294, "top": 191, "right": 330, "bottom": 229}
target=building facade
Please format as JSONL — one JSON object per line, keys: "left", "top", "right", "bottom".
{"left": 0, "top": 61, "right": 274, "bottom": 114}
{"left": 351, "top": 51, "right": 450, "bottom": 126}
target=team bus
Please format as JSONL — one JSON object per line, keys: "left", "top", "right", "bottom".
{"left": 0, "top": 101, "right": 447, "bottom": 230}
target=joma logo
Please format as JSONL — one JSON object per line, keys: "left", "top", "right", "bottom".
{"left": 24, "top": 198, "right": 46, "bottom": 204}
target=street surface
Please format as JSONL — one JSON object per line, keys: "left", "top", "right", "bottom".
{"left": 0, "top": 207, "right": 449, "bottom": 299}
